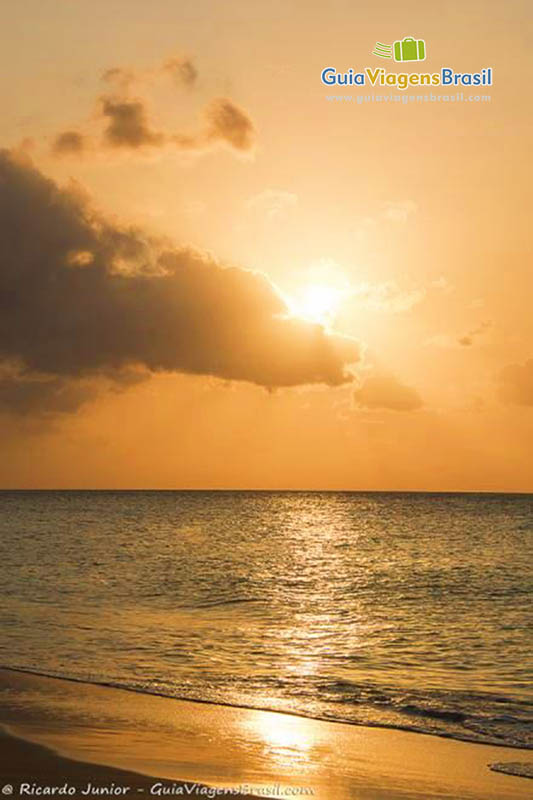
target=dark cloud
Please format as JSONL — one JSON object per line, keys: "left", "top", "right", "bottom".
{"left": 52, "top": 130, "right": 87, "bottom": 156}
{"left": 100, "top": 96, "right": 165, "bottom": 149}
{"left": 205, "top": 99, "right": 255, "bottom": 151}
{"left": 52, "top": 55, "right": 254, "bottom": 157}
{"left": 353, "top": 373, "right": 422, "bottom": 412}
{"left": 53, "top": 95, "right": 255, "bottom": 155}
{"left": 0, "top": 370, "right": 95, "bottom": 416}
{"left": 102, "top": 57, "right": 198, "bottom": 91}
{"left": 0, "top": 151, "right": 358, "bottom": 416}
{"left": 163, "top": 57, "right": 198, "bottom": 87}
{"left": 98, "top": 95, "right": 254, "bottom": 153}
{"left": 498, "top": 359, "right": 533, "bottom": 406}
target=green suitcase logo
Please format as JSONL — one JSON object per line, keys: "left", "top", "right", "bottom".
{"left": 393, "top": 37, "right": 426, "bottom": 62}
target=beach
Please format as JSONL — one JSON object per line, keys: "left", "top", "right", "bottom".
{"left": 1, "top": 0, "right": 532, "bottom": 794}
{"left": 0, "top": 492, "right": 532, "bottom": 799}
{"left": 0, "top": 668, "right": 530, "bottom": 800}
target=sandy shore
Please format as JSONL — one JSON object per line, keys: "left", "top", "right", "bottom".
{"left": 0, "top": 729, "right": 201, "bottom": 797}
{"left": 0, "top": 668, "right": 531, "bottom": 800}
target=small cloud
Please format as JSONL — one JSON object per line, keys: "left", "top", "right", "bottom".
{"left": 101, "top": 96, "right": 165, "bottom": 149}
{"left": 101, "top": 66, "right": 137, "bottom": 92}
{"left": 102, "top": 57, "right": 198, "bottom": 91}
{"left": 470, "top": 297, "right": 485, "bottom": 309}
{"left": 162, "top": 57, "right": 198, "bottom": 87}
{"left": 351, "top": 282, "right": 425, "bottom": 313}
{"left": 497, "top": 359, "right": 533, "bottom": 407}
{"left": 52, "top": 130, "right": 87, "bottom": 156}
{"left": 427, "top": 321, "right": 492, "bottom": 349}
{"left": 353, "top": 373, "right": 422, "bottom": 412}
{"left": 205, "top": 98, "right": 256, "bottom": 152}
{"left": 458, "top": 321, "right": 491, "bottom": 347}
{"left": 247, "top": 189, "right": 298, "bottom": 218}
{"left": 66, "top": 250, "right": 94, "bottom": 267}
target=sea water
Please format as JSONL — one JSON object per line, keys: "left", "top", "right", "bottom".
{"left": 0, "top": 490, "right": 531, "bottom": 749}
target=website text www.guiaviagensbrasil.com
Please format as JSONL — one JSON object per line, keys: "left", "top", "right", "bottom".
{"left": 325, "top": 92, "right": 491, "bottom": 104}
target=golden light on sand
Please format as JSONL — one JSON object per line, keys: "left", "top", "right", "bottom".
{"left": 289, "top": 284, "right": 345, "bottom": 326}
{"left": 249, "top": 710, "right": 316, "bottom": 765}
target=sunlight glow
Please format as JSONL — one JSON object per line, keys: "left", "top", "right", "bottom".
{"left": 289, "top": 283, "right": 345, "bottom": 325}
{"left": 248, "top": 710, "right": 316, "bottom": 763}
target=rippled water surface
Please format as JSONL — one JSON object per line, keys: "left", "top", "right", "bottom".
{"left": 0, "top": 490, "right": 531, "bottom": 748}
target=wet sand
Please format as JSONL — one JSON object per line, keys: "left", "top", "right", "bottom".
{"left": 0, "top": 668, "right": 531, "bottom": 800}
{"left": 0, "top": 729, "right": 201, "bottom": 797}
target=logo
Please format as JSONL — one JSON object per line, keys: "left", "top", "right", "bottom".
{"left": 372, "top": 37, "right": 426, "bottom": 62}
{"left": 321, "top": 37, "right": 492, "bottom": 90}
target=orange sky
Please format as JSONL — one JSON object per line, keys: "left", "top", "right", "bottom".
{"left": 0, "top": 0, "right": 532, "bottom": 490}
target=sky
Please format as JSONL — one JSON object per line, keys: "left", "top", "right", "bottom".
{"left": 0, "top": 0, "right": 532, "bottom": 490}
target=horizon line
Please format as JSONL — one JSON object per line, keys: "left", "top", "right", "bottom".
{"left": 1, "top": 488, "right": 532, "bottom": 495}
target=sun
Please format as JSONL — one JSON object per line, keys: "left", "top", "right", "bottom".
{"left": 289, "top": 283, "right": 344, "bottom": 326}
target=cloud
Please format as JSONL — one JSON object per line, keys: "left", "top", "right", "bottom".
{"left": 51, "top": 56, "right": 255, "bottom": 158}
{"left": 427, "top": 320, "right": 492, "bottom": 349}
{"left": 66, "top": 249, "right": 94, "bottom": 267}
{"left": 247, "top": 189, "right": 298, "bottom": 219}
{"left": 458, "top": 321, "right": 491, "bottom": 347}
{"left": 52, "top": 130, "right": 87, "bottom": 156}
{"left": 0, "top": 151, "right": 358, "bottom": 416}
{"left": 498, "top": 359, "right": 533, "bottom": 406}
{"left": 103, "top": 56, "right": 198, "bottom": 91}
{"left": 0, "top": 368, "right": 96, "bottom": 416}
{"left": 53, "top": 95, "right": 256, "bottom": 156}
{"left": 101, "top": 96, "right": 165, "bottom": 149}
{"left": 204, "top": 98, "right": 255, "bottom": 151}
{"left": 351, "top": 281, "right": 425, "bottom": 313}
{"left": 162, "top": 57, "right": 198, "bottom": 87}
{"left": 101, "top": 66, "right": 137, "bottom": 92}
{"left": 353, "top": 373, "right": 422, "bottom": 412}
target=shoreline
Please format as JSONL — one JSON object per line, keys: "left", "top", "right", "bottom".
{"left": 1, "top": 663, "right": 529, "bottom": 753}
{"left": 1, "top": 668, "right": 532, "bottom": 800}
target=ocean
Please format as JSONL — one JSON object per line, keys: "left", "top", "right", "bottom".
{"left": 0, "top": 490, "right": 531, "bottom": 750}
